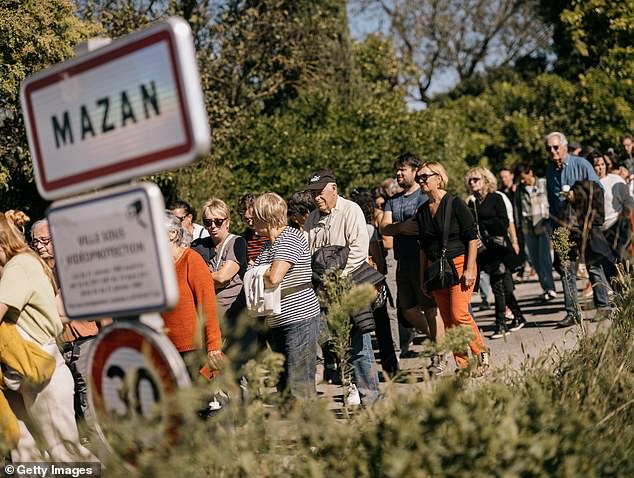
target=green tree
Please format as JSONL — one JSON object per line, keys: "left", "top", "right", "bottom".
{"left": 0, "top": 0, "right": 100, "bottom": 217}
{"left": 351, "top": 0, "right": 551, "bottom": 104}
{"left": 540, "top": 0, "right": 634, "bottom": 79}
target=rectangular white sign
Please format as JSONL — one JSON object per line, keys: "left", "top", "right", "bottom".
{"left": 48, "top": 183, "right": 178, "bottom": 319}
{"left": 21, "top": 17, "right": 210, "bottom": 200}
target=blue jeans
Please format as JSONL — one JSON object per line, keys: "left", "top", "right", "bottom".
{"left": 525, "top": 232, "right": 556, "bottom": 294}
{"left": 560, "top": 259, "right": 580, "bottom": 318}
{"left": 587, "top": 259, "right": 615, "bottom": 310}
{"left": 268, "top": 315, "right": 320, "bottom": 400}
{"left": 350, "top": 328, "right": 380, "bottom": 405}
{"left": 479, "top": 271, "right": 492, "bottom": 303}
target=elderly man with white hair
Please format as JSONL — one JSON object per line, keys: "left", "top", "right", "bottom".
{"left": 544, "top": 131, "right": 602, "bottom": 327}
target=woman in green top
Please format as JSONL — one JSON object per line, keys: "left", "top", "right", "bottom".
{"left": 0, "top": 213, "right": 94, "bottom": 462}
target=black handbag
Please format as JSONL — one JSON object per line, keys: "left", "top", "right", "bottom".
{"left": 425, "top": 195, "right": 460, "bottom": 291}
{"left": 311, "top": 245, "right": 349, "bottom": 287}
{"left": 472, "top": 197, "right": 511, "bottom": 255}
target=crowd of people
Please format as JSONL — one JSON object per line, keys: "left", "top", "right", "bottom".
{"left": 2, "top": 130, "right": 633, "bottom": 459}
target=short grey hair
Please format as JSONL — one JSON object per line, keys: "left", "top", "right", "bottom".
{"left": 544, "top": 131, "right": 568, "bottom": 147}
{"left": 164, "top": 211, "right": 184, "bottom": 245}
{"left": 30, "top": 218, "right": 49, "bottom": 236}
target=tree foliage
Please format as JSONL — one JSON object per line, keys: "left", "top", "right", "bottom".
{"left": 0, "top": 0, "right": 100, "bottom": 217}
{"left": 351, "top": 0, "right": 551, "bottom": 104}
{"left": 1, "top": 0, "right": 633, "bottom": 220}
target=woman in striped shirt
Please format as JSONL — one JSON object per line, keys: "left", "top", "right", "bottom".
{"left": 252, "top": 193, "right": 321, "bottom": 400}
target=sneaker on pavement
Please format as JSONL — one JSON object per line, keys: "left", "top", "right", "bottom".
{"left": 490, "top": 326, "right": 509, "bottom": 339}
{"left": 547, "top": 290, "right": 558, "bottom": 299}
{"left": 345, "top": 384, "right": 361, "bottom": 407}
{"left": 509, "top": 317, "right": 527, "bottom": 332}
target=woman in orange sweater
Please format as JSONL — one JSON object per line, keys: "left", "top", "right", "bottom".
{"left": 161, "top": 213, "right": 224, "bottom": 379}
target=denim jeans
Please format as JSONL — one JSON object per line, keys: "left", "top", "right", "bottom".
{"left": 560, "top": 259, "right": 580, "bottom": 318}
{"left": 268, "top": 315, "right": 320, "bottom": 400}
{"left": 587, "top": 257, "right": 616, "bottom": 310}
{"left": 525, "top": 232, "right": 556, "bottom": 293}
{"left": 350, "top": 328, "right": 380, "bottom": 405}
{"left": 479, "top": 271, "right": 492, "bottom": 303}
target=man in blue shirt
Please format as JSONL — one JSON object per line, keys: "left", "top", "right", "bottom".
{"left": 545, "top": 131, "right": 602, "bottom": 327}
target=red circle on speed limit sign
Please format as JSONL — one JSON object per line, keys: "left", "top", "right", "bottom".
{"left": 87, "top": 320, "right": 191, "bottom": 462}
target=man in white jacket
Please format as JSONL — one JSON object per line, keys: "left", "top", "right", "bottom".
{"left": 304, "top": 169, "right": 379, "bottom": 406}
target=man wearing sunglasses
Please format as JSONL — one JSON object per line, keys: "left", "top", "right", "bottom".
{"left": 544, "top": 131, "right": 602, "bottom": 327}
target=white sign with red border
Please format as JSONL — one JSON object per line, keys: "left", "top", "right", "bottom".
{"left": 47, "top": 182, "right": 178, "bottom": 319}
{"left": 86, "top": 320, "right": 190, "bottom": 460}
{"left": 20, "top": 17, "right": 209, "bottom": 200}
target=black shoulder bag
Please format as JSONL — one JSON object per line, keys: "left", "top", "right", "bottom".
{"left": 425, "top": 195, "right": 460, "bottom": 291}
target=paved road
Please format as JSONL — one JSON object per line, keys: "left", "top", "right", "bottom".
{"left": 316, "top": 271, "right": 607, "bottom": 409}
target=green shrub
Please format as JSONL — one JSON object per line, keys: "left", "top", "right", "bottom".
{"left": 77, "top": 272, "right": 634, "bottom": 478}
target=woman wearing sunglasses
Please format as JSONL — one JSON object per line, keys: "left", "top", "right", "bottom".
{"left": 191, "top": 198, "right": 260, "bottom": 371}
{"left": 466, "top": 167, "right": 526, "bottom": 339}
{"left": 195, "top": 198, "right": 248, "bottom": 321}
{"left": 415, "top": 162, "right": 489, "bottom": 372}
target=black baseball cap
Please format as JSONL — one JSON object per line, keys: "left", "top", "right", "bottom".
{"left": 307, "top": 169, "right": 336, "bottom": 191}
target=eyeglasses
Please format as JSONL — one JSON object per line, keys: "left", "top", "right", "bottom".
{"left": 203, "top": 217, "right": 227, "bottom": 228}
{"left": 174, "top": 215, "right": 187, "bottom": 223}
{"left": 415, "top": 173, "right": 438, "bottom": 183}
{"left": 31, "top": 236, "right": 51, "bottom": 248}
{"left": 468, "top": 177, "right": 481, "bottom": 184}
{"left": 545, "top": 145, "right": 560, "bottom": 152}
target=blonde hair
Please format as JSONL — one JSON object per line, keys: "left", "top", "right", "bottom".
{"left": 0, "top": 212, "right": 57, "bottom": 291}
{"left": 6, "top": 210, "right": 30, "bottom": 232}
{"left": 201, "top": 198, "right": 230, "bottom": 225}
{"left": 421, "top": 161, "right": 449, "bottom": 189}
{"left": 253, "top": 193, "right": 288, "bottom": 228}
{"left": 465, "top": 166, "right": 497, "bottom": 195}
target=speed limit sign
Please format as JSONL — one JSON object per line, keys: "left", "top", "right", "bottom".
{"left": 86, "top": 320, "right": 191, "bottom": 460}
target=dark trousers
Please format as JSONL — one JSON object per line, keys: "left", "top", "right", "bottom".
{"left": 373, "top": 304, "right": 398, "bottom": 376}
{"left": 490, "top": 271, "right": 523, "bottom": 328}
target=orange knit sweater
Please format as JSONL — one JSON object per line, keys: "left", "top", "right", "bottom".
{"left": 161, "top": 248, "right": 222, "bottom": 353}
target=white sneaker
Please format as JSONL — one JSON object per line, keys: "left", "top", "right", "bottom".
{"left": 547, "top": 290, "right": 558, "bottom": 299}
{"left": 345, "top": 384, "right": 361, "bottom": 406}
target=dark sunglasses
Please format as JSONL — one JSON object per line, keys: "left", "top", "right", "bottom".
{"left": 203, "top": 217, "right": 227, "bottom": 228}
{"left": 416, "top": 173, "right": 438, "bottom": 183}
{"left": 174, "top": 215, "right": 187, "bottom": 223}
{"left": 468, "top": 177, "right": 481, "bottom": 183}
{"left": 545, "top": 145, "right": 560, "bottom": 152}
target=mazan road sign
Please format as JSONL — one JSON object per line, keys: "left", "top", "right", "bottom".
{"left": 20, "top": 17, "right": 210, "bottom": 200}
{"left": 47, "top": 182, "right": 178, "bottom": 319}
